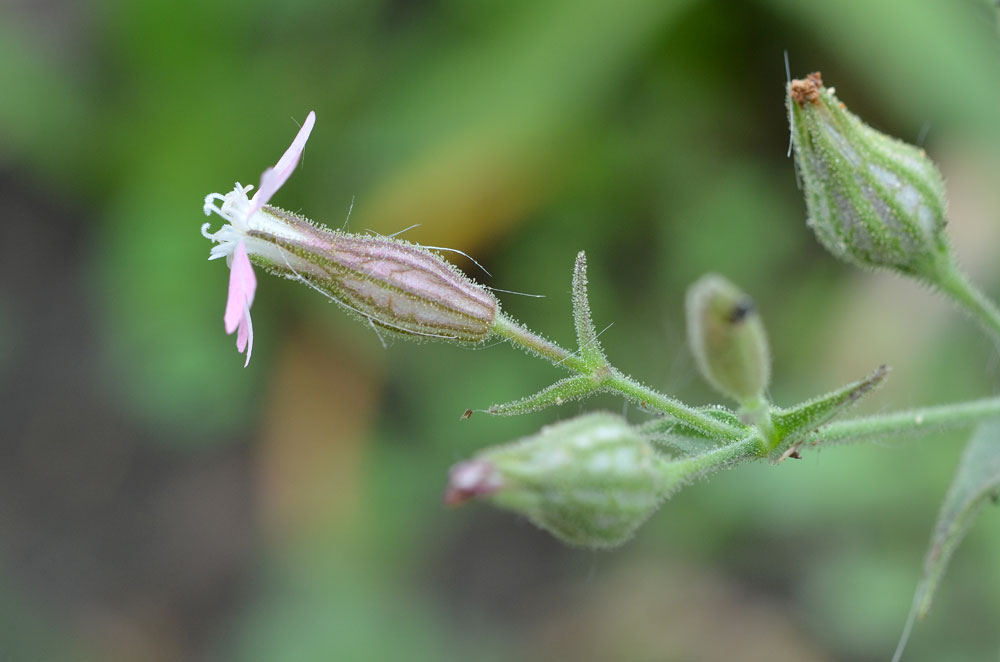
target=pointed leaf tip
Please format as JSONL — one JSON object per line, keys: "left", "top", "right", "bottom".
{"left": 571, "top": 251, "right": 606, "bottom": 367}
{"left": 771, "top": 364, "right": 889, "bottom": 455}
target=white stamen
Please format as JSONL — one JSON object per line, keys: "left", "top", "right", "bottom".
{"left": 202, "top": 182, "right": 313, "bottom": 263}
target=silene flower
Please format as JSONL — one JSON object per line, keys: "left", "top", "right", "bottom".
{"left": 202, "top": 111, "right": 316, "bottom": 366}
{"left": 202, "top": 111, "right": 497, "bottom": 366}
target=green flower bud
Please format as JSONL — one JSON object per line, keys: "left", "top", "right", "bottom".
{"left": 686, "top": 274, "right": 771, "bottom": 406}
{"left": 787, "top": 72, "right": 950, "bottom": 279}
{"left": 445, "top": 413, "right": 669, "bottom": 548}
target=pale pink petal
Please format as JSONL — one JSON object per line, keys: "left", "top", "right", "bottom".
{"left": 224, "top": 241, "right": 257, "bottom": 336}
{"left": 236, "top": 314, "right": 249, "bottom": 353}
{"left": 443, "top": 460, "right": 502, "bottom": 506}
{"left": 248, "top": 110, "right": 316, "bottom": 216}
{"left": 241, "top": 304, "right": 253, "bottom": 368}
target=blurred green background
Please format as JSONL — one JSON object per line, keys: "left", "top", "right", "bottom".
{"left": 2, "top": 0, "right": 1000, "bottom": 660}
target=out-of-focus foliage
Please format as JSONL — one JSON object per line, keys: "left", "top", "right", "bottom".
{"left": 914, "top": 420, "right": 1000, "bottom": 619}
{"left": 1, "top": 0, "right": 1000, "bottom": 660}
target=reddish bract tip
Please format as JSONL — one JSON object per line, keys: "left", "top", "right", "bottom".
{"left": 789, "top": 71, "right": 823, "bottom": 107}
{"left": 443, "top": 459, "right": 502, "bottom": 506}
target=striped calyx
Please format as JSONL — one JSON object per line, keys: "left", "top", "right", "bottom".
{"left": 245, "top": 205, "right": 497, "bottom": 343}
{"left": 787, "top": 72, "right": 950, "bottom": 279}
{"left": 446, "top": 413, "right": 669, "bottom": 548}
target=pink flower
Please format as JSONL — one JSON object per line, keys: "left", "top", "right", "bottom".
{"left": 202, "top": 110, "right": 497, "bottom": 355}
{"left": 202, "top": 111, "right": 316, "bottom": 366}
{"left": 224, "top": 241, "right": 257, "bottom": 367}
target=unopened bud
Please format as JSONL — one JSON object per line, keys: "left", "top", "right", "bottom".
{"left": 686, "top": 274, "right": 771, "bottom": 405}
{"left": 446, "top": 413, "right": 668, "bottom": 548}
{"left": 787, "top": 72, "right": 950, "bottom": 278}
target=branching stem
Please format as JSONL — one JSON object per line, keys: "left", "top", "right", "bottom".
{"left": 661, "top": 434, "right": 761, "bottom": 487}
{"left": 819, "top": 396, "right": 1000, "bottom": 444}
{"left": 603, "top": 371, "right": 744, "bottom": 441}
{"left": 493, "top": 309, "right": 1000, "bottom": 463}
{"left": 493, "top": 312, "right": 750, "bottom": 443}
{"left": 491, "top": 313, "right": 590, "bottom": 373}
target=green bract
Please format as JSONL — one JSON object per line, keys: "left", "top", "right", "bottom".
{"left": 787, "top": 72, "right": 950, "bottom": 280}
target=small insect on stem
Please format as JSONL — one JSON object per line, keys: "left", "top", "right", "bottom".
{"left": 776, "top": 442, "right": 803, "bottom": 463}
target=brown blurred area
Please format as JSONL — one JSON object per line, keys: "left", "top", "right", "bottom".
{"left": 0, "top": 173, "right": 254, "bottom": 660}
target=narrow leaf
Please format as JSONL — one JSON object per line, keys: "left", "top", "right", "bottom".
{"left": 571, "top": 251, "right": 606, "bottom": 367}
{"left": 917, "top": 421, "right": 1000, "bottom": 617}
{"left": 893, "top": 421, "right": 1000, "bottom": 661}
{"left": 486, "top": 375, "right": 599, "bottom": 416}
{"left": 771, "top": 365, "right": 889, "bottom": 454}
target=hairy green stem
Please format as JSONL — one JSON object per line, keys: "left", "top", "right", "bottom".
{"left": 604, "top": 371, "right": 744, "bottom": 441}
{"left": 491, "top": 313, "right": 590, "bottom": 373}
{"left": 741, "top": 398, "right": 777, "bottom": 453}
{"left": 934, "top": 256, "right": 1000, "bottom": 344}
{"left": 667, "top": 397, "right": 1000, "bottom": 480}
{"left": 663, "top": 434, "right": 760, "bottom": 487}
{"left": 493, "top": 311, "right": 1000, "bottom": 455}
{"left": 820, "top": 396, "right": 1000, "bottom": 444}
{"left": 492, "top": 313, "right": 745, "bottom": 441}
{"left": 659, "top": 396, "right": 1000, "bottom": 487}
